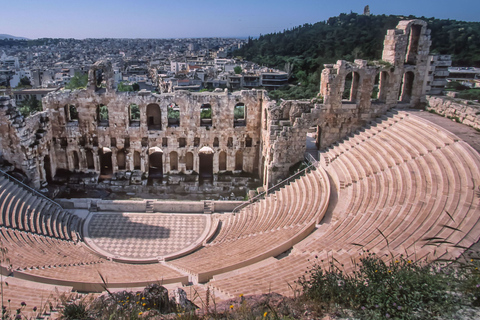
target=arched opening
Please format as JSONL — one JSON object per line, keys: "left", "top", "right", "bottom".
{"left": 97, "top": 104, "right": 109, "bottom": 126}
{"left": 95, "top": 69, "right": 104, "bottom": 89}
{"left": 245, "top": 135, "right": 252, "bottom": 147}
{"left": 234, "top": 103, "right": 245, "bottom": 127}
{"left": 213, "top": 137, "right": 219, "bottom": 148}
{"left": 406, "top": 24, "right": 422, "bottom": 65}
{"left": 170, "top": 151, "right": 178, "bottom": 171}
{"left": 167, "top": 103, "right": 180, "bottom": 127}
{"left": 99, "top": 148, "right": 113, "bottom": 177}
{"left": 72, "top": 151, "right": 80, "bottom": 170}
{"left": 199, "top": 153, "right": 214, "bottom": 179}
{"left": 399, "top": 71, "right": 415, "bottom": 103}
{"left": 134, "top": 151, "right": 141, "bottom": 170}
{"left": 227, "top": 137, "right": 233, "bottom": 148}
{"left": 186, "top": 152, "right": 194, "bottom": 171}
{"left": 219, "top": 151, "right": 227, "bottom": 171}
{"left": 117, "top": 149, "right": 126, "bottom": 170}
{"left": 86, "top": 149, "right": 95, "bottom": 169}
{"left": 129, "top": 103, "right": 140, "bottom": 127}
{"left": 149, "top": 151, "right": 163, "bottom": 178}
{"left": 146, "top": 103, "right": 162, "bottom": 130}
{"left": 235, "top": 150, "right": 243, "bottom": 171}
{"left": 65, "top": 105, "right": 78, "bottom": 122}
{"left": 378, "top": 71, "right": 389, "bottom": 102}
{"left": 44, "top": 156, "right": 52, "bottom": 183}
{"left": 342, "top": 72, "right": 360, "bottom": 102}
{"left": 200, "top": 104, "right": 212, "bottom": 127}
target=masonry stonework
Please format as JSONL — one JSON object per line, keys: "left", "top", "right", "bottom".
{"left": 0, "top": 20, "right": 444, "bottom": 194}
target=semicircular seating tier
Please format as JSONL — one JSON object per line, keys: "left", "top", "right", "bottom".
{"left": 0, "top": 110, "right": 479, "bottom": 309}
{"left": 205, "top": 110, "right": 480, "bottom": 298}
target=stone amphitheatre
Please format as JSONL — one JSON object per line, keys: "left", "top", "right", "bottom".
{"left": 0, "top": 19, "right": 479, "bottom": 316}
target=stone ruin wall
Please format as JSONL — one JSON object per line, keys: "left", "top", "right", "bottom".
{"left": 263, "top": 20, "right": 434, "bottom": 184}
{"left": 0, "top": 19, "right": 441, "bottom": 192}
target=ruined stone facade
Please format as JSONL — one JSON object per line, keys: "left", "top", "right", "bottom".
{"left": 0, "top": 20, "right": 444, "bottom": 192}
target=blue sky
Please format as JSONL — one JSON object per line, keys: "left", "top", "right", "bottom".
{"left": 1, "top": 0, "right": 479, "bottom": 39}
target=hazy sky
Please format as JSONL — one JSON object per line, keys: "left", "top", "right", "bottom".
{"left": 1, "top": 0, "right": 479, "bottom": 39}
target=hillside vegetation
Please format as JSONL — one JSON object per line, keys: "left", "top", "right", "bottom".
{"left": 233, "top": 13, "right": 480, "bottom": 100}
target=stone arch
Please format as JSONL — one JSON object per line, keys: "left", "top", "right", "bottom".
{"left": 168, "top": 103, "right": 180, "bottom": 127}
{"left": 64, "top": 105, "right": 78, "bottom": 122}
{"left": 147, "top": 103, "right": 162, "bottom": 130}
{"left": 72, "top": 151, "right": 80, "bottom": 170}
{"left": 97, "top": 104, "right": 109, "bottom": 126}
{"left": 219, "top": 151, "right": 227, "bottom": 171}
{"left": 234, "top": 102, "right": 246, "bottom": 127}
{"left": 186, "top": 152, "right": 194, "bottom": 171}
{"left": 170, "top": 151, "right": 178, "bottom": 171}
{"left": 86, "top": 149, "right": 95, "bottom": 169}
{"left": 245, "top": 135, "right": 252, "bottom": 147}
{"left": 406, "top": 24, "right": 422, "bottom": 64}
{"left": 129, "top": 103, "right": 140, "bottom": 127}
{"left": 134, "top": 151, "right": 141, "bottom": 170}
{"left": 399, "top": 71, "right": 415, "bottom": 103}
{"left": 199, "top": 147, "right": 214, "bottom": 178}
{"left": 235, "top": 150, "right": 243, "bottom": 171}
{"left": 149, "top": 150, "right": 163, "bottom": 178}
{"left": 378, "top": 71, "right": 389, "bottom": 102}
{"left": 99, "top": 147, "right": 113, "bottom": 176}
{"left": 213, "top": 137, "right": 219, "bottom": 148}
{"left": 117, "top": 149, "right": 126, "bottom": 170}
{"left": 200, "top": 103, "right": 212, "bottom": 127}
{"left": 342, "top": 72, "right": 360, "bottom": 102}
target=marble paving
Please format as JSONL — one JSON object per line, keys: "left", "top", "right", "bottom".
{"left": 86, "top": 213, "right": 207, "bottom": 260}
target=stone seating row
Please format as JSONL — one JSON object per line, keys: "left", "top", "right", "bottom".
{"left": 0, "top": 175, "right": 80, "bottom": 241}
{"left": 0, "top": 227, "right": 102, "bottom": 271}
{"left": 168, "top": 166, "right": 331, "bottom": 282}
{"left": 210, "top": 168, "right": 327, "bottom": 245}
{"left": 206, "top": 113, "right": 480, "bottom": 299}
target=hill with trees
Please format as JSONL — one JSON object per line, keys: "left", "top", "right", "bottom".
{"left": 233, "top": 13, "right": 480, "bottom": 100}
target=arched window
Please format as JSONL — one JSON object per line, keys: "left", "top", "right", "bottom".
{"left": 170, "top": 151, "right": 178, "bottom": 171}
{"left": 129, "top": 104, "right": 140, "bottom": 127}
{"left": 117, "top": 149, "right": 126, "bottom": 170}
{"left": 146, "top": 103, "right": 161, "bottom": 130}
{"left": 97, "top": 104, "right": 109, "bottom": 126}
{"left": 200, "top": 104, "right": 212, "bottom": 127}
{"left": 65, "top": 105, "right": 78, "bottom": 122}
{"left": 235, "top": 150, "right": 243, "bottom": 171}
{"left": 227, "top": 137, "right": 233, "bottom": 148}
{"left": 167, "top": 103, "right": 180, "bottom": 127}
{"left": 378, "top": 71, "right": 389, "bottom": 102}
{"left": 134, "top": 151, "right": 141, "bottom": 170}
{"left": 342, "top": 72, "right": 360, "bottom": 102}
{"left": 406, "top": 24, "right": 422, "bottom": 65}
{"left": 213, "top": 137, "right": 219, "bottom": 148}
{"left": 186, "top": 152, "right": 194, "bottom": 171}
{"left": 234, "top": 103, "right": 246, "bottom": 127}
{"left": 219, "top": 151, "right": 227, "bottom": 171}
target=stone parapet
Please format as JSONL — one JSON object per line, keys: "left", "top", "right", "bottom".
{"left": 426, "top": 95, "right": 480, "bottom": 130}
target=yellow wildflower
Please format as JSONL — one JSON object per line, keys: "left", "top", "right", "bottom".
{"left": 264, "top": 311, "right": 268, "bottom": 317}
{"left": 407, "top": 260, "right": 412, "bottom": 264}
{"left": 239, "top": 294, "right": 243, "bottom": 297}
{"left": 229, "top": 305, "right": 234, "bottom": 309}
{"left": 139, "top": 311, "right": 143, "bottom": 315}
{"left": 142, "top": 303, "right": 146, "bottom": 306}
{"left": 142, "top": 297, "right": 145, "bottom": 300}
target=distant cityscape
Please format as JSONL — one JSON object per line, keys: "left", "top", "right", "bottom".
{"left": 0, "top": 37, "right": 291, "bottom": 107}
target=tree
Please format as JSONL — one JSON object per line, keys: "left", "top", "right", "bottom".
{"left": 234, "top": 66, "right": 242, "bottom": 74}
{"left": 19, "top": 76, "right": 31, "bottom": 87}
{"left": 117, "top": 82, "right": 134, "bottom": 92}
{"left": 65, "top": 73, "right": 88, "bottom": 89}
{"left": 19, "top": 95, "right": 42, "bottom": 117}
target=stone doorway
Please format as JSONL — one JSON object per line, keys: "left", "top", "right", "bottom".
{"left": 199, "top": 153, "right": 213, "bottom": 179}
{"left": 99, "top": 148, "right": 113, "bottom": 177}
{"left": 149, "top": 151, "right": 163, "bottom": 179}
